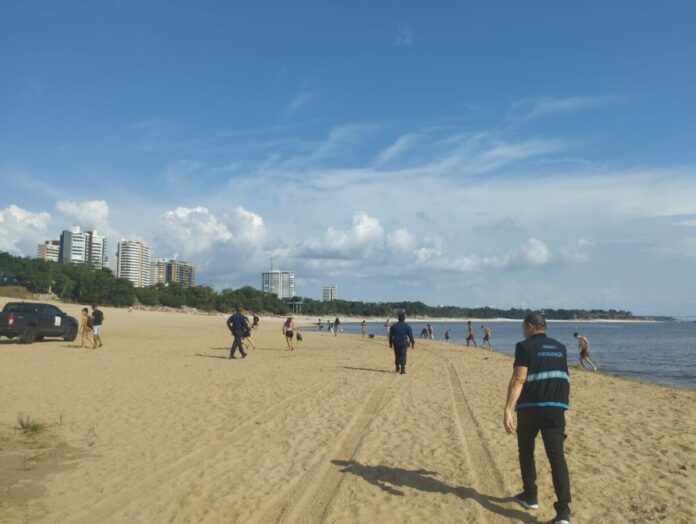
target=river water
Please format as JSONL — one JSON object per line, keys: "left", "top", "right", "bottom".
{"left": 312, "top": 320, "right": 696, "bottom": 390}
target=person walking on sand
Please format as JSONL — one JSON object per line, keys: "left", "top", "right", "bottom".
{"left": 226, "top": 307, "right": 249, "bottom": 359}
{"left": 574, "top": 332, "right": 597, "bottom": 371}
{"left": 384, "top": 318, "right": 391, "bottom": 335}
{"left": 333, "top": 317, "right": 341, "bottom": 336}
{"left": 444, "top": 329, "right": 452, "bottom": 343}
{"left": 504, "top": 312, "right": 572, "bottom": 524}
{"left": 466, "top": 320, "right": 477, "bottom": 347}
{"left": 283, "top": 316, "right": 296, "bottom": 351}
{"left": 80, "top": 307, "right": 94, "bottom": 348}
{"left": 482, "top": 325, "right": 492, "bottom": 349}
{"left": 361, "top": 320, "right": 367, "bottom": 337}
{"left": 242, "top": 315, "right": 257, "bottom": 350}
{"left": 91, "top": 305, "right": 104, "bottom": 348}
{"left": 389, "top": 312, "right": 415, "bottom": 375}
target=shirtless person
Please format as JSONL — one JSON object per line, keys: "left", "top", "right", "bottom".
{"left": 482, "top": 325, "right": 492, "bottom": 349}
{"left": 574, "top": 332, "right": 597, "bottom": 371}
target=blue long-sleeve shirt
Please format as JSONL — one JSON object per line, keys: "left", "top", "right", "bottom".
{"left": 389, "top": 321, "right": 415, "bottom": 348}
{"left": 227, "top": 312, "right": 248, "bottom": 335}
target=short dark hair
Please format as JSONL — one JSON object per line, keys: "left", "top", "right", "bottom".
{"left": 523, "top": 311, "right": 546, "bottom": 330}
{"left": 573, "top": 332, "right": 579, "bottom": 337}
{"left": 398, "top": 312, "right": 406, "bottom": 322}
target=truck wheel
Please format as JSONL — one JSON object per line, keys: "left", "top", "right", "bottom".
{"left": 63, "top": 325, "right": 78, "bottom": 342}
{"left": 20, "top": 326, "right": 37, "bottom": 344}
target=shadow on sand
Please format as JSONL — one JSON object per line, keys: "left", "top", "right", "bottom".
{"left": 331, "top": 460, "right": 538, "bottom": 522}
{"left": 341, "top": 366, "right": 394, "bottom": 374}
{"left": 194, "top": 353, "right": 230, "bottom": 360}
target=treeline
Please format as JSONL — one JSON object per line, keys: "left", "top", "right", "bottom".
{"left": 1, "top": 251, "right": 639, "bottom": 319}
{"left": 0, "top": 252, "right": 287, "bottom": 313}
{"left": 291, "top": 298, "right": 637, "bottom": 320}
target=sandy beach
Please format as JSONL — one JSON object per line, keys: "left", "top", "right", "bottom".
{"left": 1, "top": 299, "right": 694, "bottom": 523}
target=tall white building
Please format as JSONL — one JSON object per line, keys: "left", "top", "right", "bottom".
{"left": 59, "top": 226, "right": 87, "bottom": 264}
{"left": 85, "top": 230, "right": 108, "bottom": 270}
{"left": 261, "top": 270, "right": 296, "bottom": 299}
{"left": 37, "top": 240, "right": 61, "bottom": 262}
{"left": 322, "top": 284, "right": 338, "bottom": 302}
{"left": 117, "top": 239, "right": 152, "bottom": 288}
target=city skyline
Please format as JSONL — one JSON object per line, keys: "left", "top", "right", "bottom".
{"left": 2, "top": 3, "right": 696, "bottom": 315}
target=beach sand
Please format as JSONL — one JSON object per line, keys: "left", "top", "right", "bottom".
{"left": 1, "top": 299, "right": 694, "bottom": 523}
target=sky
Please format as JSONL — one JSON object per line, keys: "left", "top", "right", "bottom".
{"left": 2, "top": 1, "right": 696, "bottom": 316}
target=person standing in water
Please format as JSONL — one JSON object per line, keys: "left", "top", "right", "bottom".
{"left": 574, "top": 332, "right": 597, "bottom": 371}
{"left": 482, "top": 325, "right": 492, "bottom": 349}
{"left": 466, "top": 320, "right": 477, "bottom": 347}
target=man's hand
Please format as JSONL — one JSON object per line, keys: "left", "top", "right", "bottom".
{"left": 504, "top": 408, "right": 516, "bottom": 434}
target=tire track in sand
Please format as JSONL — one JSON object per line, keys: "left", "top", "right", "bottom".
{"left": 68, "top": 377, "right": 334, "bottom": 524}
{"left": 254, "top": 352, "right": 431, "bottom": 524}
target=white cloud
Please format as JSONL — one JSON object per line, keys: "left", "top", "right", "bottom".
{"left": 56, "top": 200, "right": 110, "bottom": 231}
{"left": 510, "top": 95, "right": 620, "bottom": 121}
{"left": 0, "top": 205, "right": 51, "bottom": 256}
{"left": 387, "top": 228, "right": 417, "bottom": 252}
{"left": 375, "top": 134, "right": 422, "bottom": 165}
{"left": 303, "top": 212, "right": 385, "bottom": 259}
{"left": 560, "top": 238, "right": 594, "bottom": 263}
{"left": 159, "top": 207, "right": 233, "bottom": 256}
{"left": 226, "top": 206, "right": 266, "bottom": 246}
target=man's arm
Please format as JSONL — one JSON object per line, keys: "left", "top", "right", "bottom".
{"left": 407, "top": 326, "right": 415, "bottom": 347}
{"left": 503, "top": 366, "right": 528, "bottom": 434}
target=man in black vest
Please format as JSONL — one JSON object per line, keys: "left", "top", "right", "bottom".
{"left": 388, "top": 312, "right": 415, "bottom": 374}
{"left": 504, "top": 312, "right": 571, "bottom": 524}
{"left": 226, "top": 307, "right": 249, "bottom": 359}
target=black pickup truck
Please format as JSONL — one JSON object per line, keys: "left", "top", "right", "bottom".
{"left": 0, "top": 302, "right": 79, "bottom": 344}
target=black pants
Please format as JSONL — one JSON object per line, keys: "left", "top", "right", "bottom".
{"left": 517, "top": 408, "right": 571, "bottom": 515}
{"left": 393, "top": 344, "right": 407, "bottom": 368}
{"left": 230, "top": 333, "right": 245, "bottom": 356}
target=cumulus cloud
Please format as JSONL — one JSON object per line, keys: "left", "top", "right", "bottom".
{"left": 0, "top": 205, "right": 51, "bottom": 256}
{"left": 387, "top": 228, "right": 417, "bottom": 252}
{"left": 159, "top": 206, "right": 233, "bottom": 255}
{"left": 226, "top": 206, "right": 266, "bottom": 246}
{"left": 56, "top": 200, "right": 110, "bottom": 230}
{"left": 302, "top": 212, "right": 385, "bottom": 259}
{"left": 415, "top": 238, "right": 552, "bottom": 273}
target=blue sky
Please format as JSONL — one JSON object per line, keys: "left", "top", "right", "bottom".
{"left": 2, "top": 1, "right": 696, "bottom": 315}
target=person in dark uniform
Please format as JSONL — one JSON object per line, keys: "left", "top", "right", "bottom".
{"left": 226, "top": 307, "right": 249, "bottom": 359}
{"left": 388, "top": 312, "right": 415, "bottom": 374}
{"left": 504, "top": 312, "right": 571, "bottom": 524}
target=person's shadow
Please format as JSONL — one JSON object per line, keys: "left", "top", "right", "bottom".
{"left": 331, "top": 460, "right": 537, "bottom": 522}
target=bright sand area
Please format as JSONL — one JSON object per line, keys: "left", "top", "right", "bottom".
{"left": 1, "top": 300, "right": 695, "bottom": 523}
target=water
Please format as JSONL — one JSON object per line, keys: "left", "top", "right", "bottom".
{"left": 311, "top": 320, "right": 696, "bottom": 390}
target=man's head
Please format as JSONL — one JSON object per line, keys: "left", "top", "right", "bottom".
{"left": 522, "top": 311, "right": 546, "bottom": 339}
{"left": 397, "top": 312, "right": 405, "bottom": 322}
{"left": 91, "top": 304, "right": 97, "bottom": 310}
{"left": 573, "top": 332, "right": 579, "bottom": 338}
{"left": 82, "top": 307, "right": 88, "bottom": 314}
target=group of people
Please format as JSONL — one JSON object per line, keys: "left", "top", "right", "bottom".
{"left": 80, "top": 304, "right": 104, "bottom": 349}
{"left": 224, "top": 308, "right": 596, "bottom": 522}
